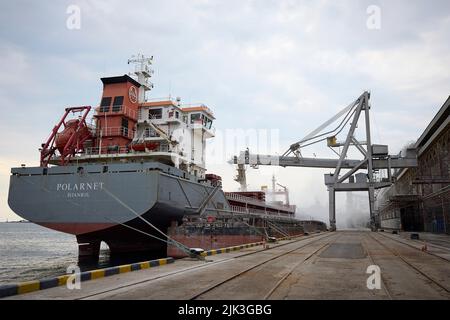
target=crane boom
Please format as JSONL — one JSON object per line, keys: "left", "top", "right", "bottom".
{"left": 233, "top": 153, "right": 417, "bottom": 169}
{"left": 147, "top": 121, "right": 177, "bottom": 146}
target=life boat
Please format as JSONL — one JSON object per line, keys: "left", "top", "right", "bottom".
{"left": 130, "top": 141, "right": 160, "bottom": 152}
{"left": 55, "top": 119, "right": 92, "bottom": 154}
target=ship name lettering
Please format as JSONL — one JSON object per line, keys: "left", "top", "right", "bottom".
{"left": 67, "top": 192, "right": 90, "bottom": 198}
{"left": 57, "top": 182, "right": 104, "bottom": 192}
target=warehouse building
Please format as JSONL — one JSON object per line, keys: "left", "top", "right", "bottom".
{"left": 376, "top": 96, "right": 449, "bottom": 233}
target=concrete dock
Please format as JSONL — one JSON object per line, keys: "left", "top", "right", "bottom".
{"left": 4, "top": 231, "right": 450, "bottom": 300}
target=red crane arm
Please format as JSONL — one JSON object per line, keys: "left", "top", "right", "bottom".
{"left": 40, "top": 106, "right": 92, "bottom": 167}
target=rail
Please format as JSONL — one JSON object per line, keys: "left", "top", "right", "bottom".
{"left": 96, "top": 105, "right": 138, "bottom": 120}
{"left": 181, "top": 103, "right": 215, "bottom": 117}
{"left": 225, "top": 192, "right": 294, "bottom": 213}
{"left": 145, "top": 96, "right": 174, "bottom": 102}
{"left": 81, "top": 143, "right": 171, "bottom": 156}
{"left": 34, "top": 233, "right": 329, "bottom": 300}
{"left": 96, "top": 126, "right": 134, "bottom": 140}
{"left": 84, "top": 146, "right": 130, "bottom": 155}
{"left": 367, "top": 233, "right": 450, "bottom": 293}
{"left": 189, "top": 232, "right": 336, "bottom": 300}
{"left": 228, "top": 205, "right": 293, "bottom": 219}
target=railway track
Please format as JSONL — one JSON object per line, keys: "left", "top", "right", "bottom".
{"left": 360, "top": 235, "right": 393, "bottom": 299}
{"left": 376, "top": 231, "right": 450, "bottom": 262}
{"left": 367, "top": 232, "right": 450, "bottom": 295}
{"left": 263, "top": 240, "right": 332, "bottom": 300}
{"left": 77, "top": 232, "right": 333, "bottom": 300}
{"left": 189, "top": 232, "right": 339, "bottom": 300}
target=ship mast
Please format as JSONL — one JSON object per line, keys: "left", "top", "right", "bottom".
{"left": 127, "top": 54, "right": 154, "bottom": 103}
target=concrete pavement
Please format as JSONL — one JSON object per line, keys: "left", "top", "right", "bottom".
{"left": 5, "top": 231, "right": 450, "bottom": 300}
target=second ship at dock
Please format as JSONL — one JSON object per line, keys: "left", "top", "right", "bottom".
{"left": 8, "top": 55, "right": 326, "bottom": 260}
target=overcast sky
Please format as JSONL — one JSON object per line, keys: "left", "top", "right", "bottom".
{"left": 1, "top": 0, "right": 449, "bottom": 226}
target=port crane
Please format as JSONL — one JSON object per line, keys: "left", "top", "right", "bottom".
{"left": 233, "top": 91, "right": 418, "bottom": 231}
{"left": 234, "top": 163, "right": 248, "bottom": 191}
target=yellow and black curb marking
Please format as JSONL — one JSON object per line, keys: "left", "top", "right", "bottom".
{"left": 200, "top": 241, "right": 264, "bottom": 256}
{"left": 198, "top": 234, "right": 303, "bottom": 257}
{"left": 0, "top": 257, "right": 174, "bottom": 298}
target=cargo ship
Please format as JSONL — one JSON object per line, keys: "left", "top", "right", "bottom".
{"left": 8, "top": 55, "right": 326, "bottom": 260}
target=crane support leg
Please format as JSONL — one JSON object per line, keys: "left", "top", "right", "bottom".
{"left": 368, "top": 186, "right": 376, "bottom": 231}
{"left": 328, "top": 187, "right": 336, "bottom": 231}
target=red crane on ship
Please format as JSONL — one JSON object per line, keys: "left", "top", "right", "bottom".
{"left": 40, "top": 106, "right": 93, "bottom": 167}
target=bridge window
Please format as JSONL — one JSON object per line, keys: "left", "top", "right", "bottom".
{"left": 149, "top": 108, "right": 162, "bottom": 119}
{"left": 121, "top": 117, "right": 129, "bottom": 136}
{"left": 205, "top": 117, "right": 212, "bottom": 129}
{"left": 112, "top": 96, "right": 124, "bottom": 111}
{"left": 190, "top": 113, "right": 201, "bottom": 124}
{"left": 100, "top": 97, "right": 112, "bottom": 112}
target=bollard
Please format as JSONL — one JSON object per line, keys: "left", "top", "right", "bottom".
{"left": 421, "top": 242, "right": 428, "bottom": 252}
{"left": 410, "top": 233, "right": 420, "bottom": 240}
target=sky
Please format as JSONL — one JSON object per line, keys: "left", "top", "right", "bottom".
{"left": 0, "top": 0, "right": 449, "bottom": 227}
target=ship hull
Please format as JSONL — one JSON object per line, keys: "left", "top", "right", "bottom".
{"left": 8, "top": 162, "right": 231, "bottom": 259}
{"left": 8, "top": 161, "right": 326, "bottom": 260}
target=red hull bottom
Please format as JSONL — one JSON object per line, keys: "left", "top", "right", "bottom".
{"left": 38, "top": 222, "right": 116, "bottom": 235}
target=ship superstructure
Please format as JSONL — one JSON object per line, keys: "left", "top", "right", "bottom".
{"left": 44, "top": 54, "right": 214, "bottom": 180}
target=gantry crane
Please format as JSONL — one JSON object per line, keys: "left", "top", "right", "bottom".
{"left": 233, "top": 91, "right": 418, "bottom": 231}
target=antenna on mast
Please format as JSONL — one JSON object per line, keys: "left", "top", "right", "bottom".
{"left": 127, "top": 54, "right": 154, "bottom": 103}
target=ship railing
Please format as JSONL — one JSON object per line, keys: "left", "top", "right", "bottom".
{"left": 226, "top": 192, "right": 263, "bottom": 203}
{"left": 84, "top": 145, "right": 131, "bottom": 155}
{"left": 82, "top": 142, "right": 171, "bottom": 156}
{"left": 95, "top": 105, "right": 138, "bottom": 120}
{"left": 181, "top": 103, "right": 215, "bottom": 117}
{"left": 225, "top": 192, "right": 293, "bottom": 212}
{"left": 227, "top": 207, "right": 294, "bottom": 220}
{"left": 249, "top": 208, "right": 291, "bottom": 217}
{"left": 129, "top": 142, "right": 170, "bottom": 153}
{"left": 229, "top": 205, "right": 292, "bottom": 217}
{"left": 96, "top": 126, "right": 134, "bottom": 140}
{"left": 230, "top": 205, "right": 247, "bottom": 214}
{"left": 146, "top": 96, "right": 175, "bottom": 102}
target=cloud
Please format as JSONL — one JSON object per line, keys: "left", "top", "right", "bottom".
{"left": 355, "top": 26, "right": 450, "bottom": 104}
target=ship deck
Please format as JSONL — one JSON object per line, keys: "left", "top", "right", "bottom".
{"left": 4, "top": 230, "right": 450, "bottom": 300}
